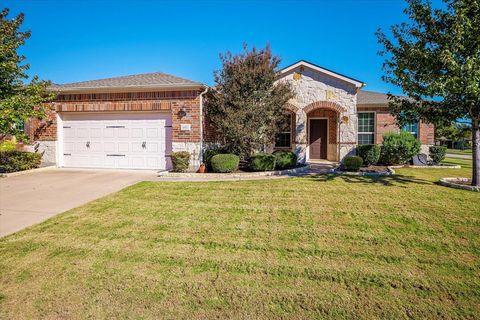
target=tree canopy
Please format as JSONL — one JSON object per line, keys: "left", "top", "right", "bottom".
{"left": 376, "top": 0, "right": 480, "bottom": 186}
{"left": 204, "top": 44, "right": 293, "bottom": 159}
{"left": 0, "top": 8, "right": 55, "bottom": 142}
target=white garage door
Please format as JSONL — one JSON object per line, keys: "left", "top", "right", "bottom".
{"left": 61, "top": 113, "right": 172, "bottom": 170}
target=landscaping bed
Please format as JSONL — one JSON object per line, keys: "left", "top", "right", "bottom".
{"left": 334, "top": 164, "right": 393, "bottom": 176}
{"left": 160, "top": 164, "right": 310, "bottom": 178}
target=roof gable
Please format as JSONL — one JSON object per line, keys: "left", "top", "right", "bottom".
{"left": 279, "top": 60, "right": 365, "bottom": 88}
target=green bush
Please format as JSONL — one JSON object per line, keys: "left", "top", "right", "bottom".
{"left": 210, "top": 154, "right": 239, "bottom": 173}
{"left": 203, "top": 148, "right": 222, "bottom": 171}
{"left": 356, "top": 144, "right": 381, "bottom": 166}
{"left": 249, "top": 153, "right": 276, "bottom": 171}
{"left": 273, "top": 150, "right": 297, "bottom": 170}
{"left": 429, "top": 145, "right": 447, "bottom": 164}
{"left": 380, "top": 131, "right": 421, "bottom": 165}
{"left": 343, "top": 156, "right": 363, "bottom": 171}
{"left": 171, "top": 151, "right": 190, "bottom": 172}
{"left": 0, "top": 140, "right": 17, "bottom": 152}
{"left": 0, "top": 151, "right": 42, "bottom": 173}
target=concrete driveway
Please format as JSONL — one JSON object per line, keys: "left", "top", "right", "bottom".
{"left": 446, "top": 153, "right": 472, "bottom": 159}
{"left": 0, "top": 168, "right": 156, "bottom": 237}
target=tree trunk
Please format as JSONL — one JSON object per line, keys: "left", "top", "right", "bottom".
{"left": 472, "top": 118, "right": 480, "bottom": 187}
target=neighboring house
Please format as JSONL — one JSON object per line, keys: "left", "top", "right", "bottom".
{"left": 25, "top": 60, "right": 434, "bottom": 170}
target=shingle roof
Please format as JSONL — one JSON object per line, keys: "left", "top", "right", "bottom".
{"left": 357, "top": 90, "right": 390, "bottom": 105}
{"left": 50, "top": 72, "right": 204, "bottom": 92}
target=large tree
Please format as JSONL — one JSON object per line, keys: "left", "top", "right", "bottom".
{"left": 204, "top": 44, "right": 293, "bottom": 159}
{"left": 377, "top": 0, "right": 480, "bottom": 186}
{"left": 0, "top": 8, "right": 55, "bottom": 142}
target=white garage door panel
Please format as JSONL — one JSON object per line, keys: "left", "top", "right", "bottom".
{"left": 61, "top": 113, "right": 171, "bottom": 170}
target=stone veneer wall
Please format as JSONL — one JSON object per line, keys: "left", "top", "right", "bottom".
{"left": 277, "top": 66, "right": 358, "bottom": 163}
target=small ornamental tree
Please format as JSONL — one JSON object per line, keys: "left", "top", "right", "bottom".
{"left": 376, "top": 0, "right": 480, "bottom": 186}
{"left": 204, "top": 44, "right": 293, "bottom": 159}
{"left": 0, "top": 8, "right": 56, "bottom": 142}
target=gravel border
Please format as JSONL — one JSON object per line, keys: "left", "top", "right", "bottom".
{"left": 158, "top": 165, "right": 311, "bottom": 178}
{"left": 439, "top": 177, "right": 480, "bottom": 192}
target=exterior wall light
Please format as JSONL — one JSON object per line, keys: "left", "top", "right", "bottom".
{"left": 178, "top": 107, "right": 187, "bottom": 118}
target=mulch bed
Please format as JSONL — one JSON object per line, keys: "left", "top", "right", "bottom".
{"left": 359, "top": 165, "right": 390, "bottom": 174}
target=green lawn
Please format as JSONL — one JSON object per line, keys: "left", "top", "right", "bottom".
{"left": 447, "top": 148, "right": 472, "bottom": 155}
{"left": 1, "top": 158, "right": 479, "bottom": 319}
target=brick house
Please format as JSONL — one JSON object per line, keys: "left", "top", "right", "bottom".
{"left": 25, "top": 60, "right": 434, "bottom": 170}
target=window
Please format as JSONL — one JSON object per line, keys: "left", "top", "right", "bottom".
{"left": 275, "top": 113, "right": 292, "bottom": 148}
{"left": 402, "top": 122, "right": 418, "bottom": 138}
{"left": 15, "top": 120, "right": 25, "bottom": 132}
{"left": 358, "top": 112, "right": 375, "bottom": 145}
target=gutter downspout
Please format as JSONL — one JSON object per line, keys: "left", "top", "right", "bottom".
{"left": 199, "top": 86, "right": 209, "bottom": 164}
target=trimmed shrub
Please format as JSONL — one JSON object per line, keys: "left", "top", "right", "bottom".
{"left": 249, "top": 153, "right": 276, "bottom": 171}
{"left": 380, "top": 131, "right": 421, "bottom": 165}
{"left": 210, "top": 154, "right": 239, "bottom": 173}
{"left": 0, "top": 151, "right": 42, "bottom": 173}
{"left": 356, "top": 144, "right": 381, "bottom": 166}
{"left": 429, "top": 145, "right": 447, "bottom": 164}
{"left": 343, "top": 156, "right": 363, "bottom": 171}
{"left": 273, "top": 150, "right": 297, "bottom": 170}
{"left": 203, "top": 148, "right": 222, "bottom": 171}
{"left": 0, "top": 140, "right": 17, "bottom": 152}
{"left": 171, "top": 151, "right": 190, "bottom": 172}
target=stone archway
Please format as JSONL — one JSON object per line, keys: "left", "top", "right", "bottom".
{"left": 303, "top": 101, "right": 346, "bottom": 114}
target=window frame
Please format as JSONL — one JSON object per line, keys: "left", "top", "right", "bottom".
{"left": 401, "top": 122, "right": 419, "bottom": 139}
{"left": 14, "top": 120, "right": 25, "bottom": 133}
{"left": 275, "top": 112, "right": 293, "bottom": 149}
{"left": 357, "top": 111, "right": 376, "bottom": 145}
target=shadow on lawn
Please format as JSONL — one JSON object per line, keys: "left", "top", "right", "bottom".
{"left": 302, "top": 173, "right": 431, "bottom": 187}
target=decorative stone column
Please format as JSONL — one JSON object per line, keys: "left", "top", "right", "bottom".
{"left": 338, "top": 111, "right": 357, "bottom": 159}
{"left": 294, "top": 109, "right": 307, "bottom": 164}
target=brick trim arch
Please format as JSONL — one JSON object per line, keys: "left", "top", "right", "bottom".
{"left": 304, "top": 101, "right": 346, "bottom": 114}
{"left": 284, "top": 103, "right": 298, "bottom": 112}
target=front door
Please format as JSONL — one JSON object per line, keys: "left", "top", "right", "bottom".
{"left": 309, "top": 119, "right": 328, "bottom": 160}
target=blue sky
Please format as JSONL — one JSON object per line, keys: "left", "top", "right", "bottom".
{"left": 4, "top": 0, "right": 441, "bottom": 94}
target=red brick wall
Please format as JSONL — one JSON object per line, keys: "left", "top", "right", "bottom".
{"left": 29, "top": 90, "right": 202, "bottom": 143}
{"left": 419, "top": 122, "right": 435, "bottom": 144}
{"left": 203, "top": 110, "right": 220, "bottom": 144}
{"left": 28, "top": 105, "right": 57, "bottom": 141}
{"left": 357, "top": 106, "right": 434, "bottom": 145}
{"left": 375, "top": 111, "right": 398, "bottom": 144}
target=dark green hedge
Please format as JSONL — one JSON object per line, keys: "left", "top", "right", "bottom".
{"left": 0, "top": 151, "right": 42, "bottom": 173}
{"left": 343, "top": 156, "right": 363, "bottom": 172}
{"left": 429, "top": 146, "right": 447, "bottom": 164}
{"left": 171, "top": 151, "right": 190, "bottom": 172}
{"left": 273, "top": 150, "right": 297, "bottom": 170}
{"left": 203, "top": 148, "right": 222, "bottom": 171}
{"left": 356, "top": 144, "right": 381, "bottom": 166}
{"left": 210, "top": 154, "right": 239, "bottom": 173}
{"left": 249, "top": 153, "right": 276, "bottom": 171}
{"left": 380, "top": 132, "right": 421, "bottom": 165}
